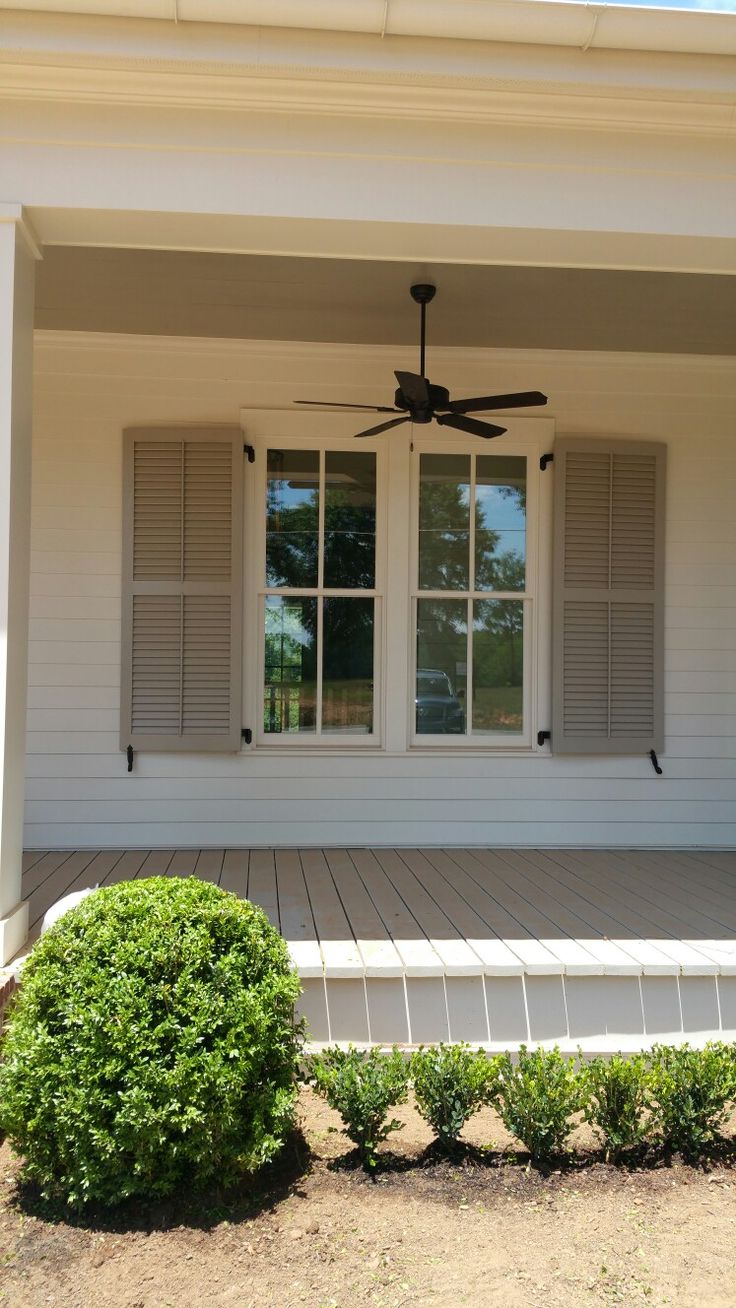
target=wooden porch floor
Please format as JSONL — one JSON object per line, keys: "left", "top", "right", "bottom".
{"left": 20, "top": 846, "right": 736, "bottom": 1050}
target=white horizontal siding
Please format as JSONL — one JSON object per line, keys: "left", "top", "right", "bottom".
{"left": 23, "top": 752, "right": 736, "bottom": 781}
{"left": 667, "top": 651, "right": 736, "bottom": 672}
{"left": 24, "top": 799, "right": 736, "bottom": 825}
{"left": 31, "top": 552, "right": 121, "bottom": 576}
{"left": 22, "top": 824, "right": 736, "bottom": 850}
{"left": 25, "top": 334, "right": 736, "bottom": 849}
{"left": 28, "top": 642, "right": 120, "bottom": 665}
{"left": 23, "top": 780, "right": 736, "bottom": 804}
{"left": 30, "top": 575, "right": 121, "bottom": 598}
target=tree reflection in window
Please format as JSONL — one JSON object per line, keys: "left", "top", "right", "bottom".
{"left": 416, "top": 453, "right": 527, "bottom": 737}
{"left": 266, "top": 449, "right": 319, "bottom": 588}
{"left": 264, "top": 450, "right": 376, "bottom": 736}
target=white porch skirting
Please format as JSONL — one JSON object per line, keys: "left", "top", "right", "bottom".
{"left": 19, "top": 845, "right": 736, "bottom": 1053}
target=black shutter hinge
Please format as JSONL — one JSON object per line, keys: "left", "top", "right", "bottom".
{"left": 126, "top": 745, "right": 134, "bottom": 773}
{"left": 244, "top": 444, "right": 255, "bottom": 463}
{"left": 537, "top": 730, "right": 551, "bottom": 747}
{"left": 649, "top": 749, "right": 663, "bottom": 776}
{"left": 241, "top": 728, "right": 253, "bottom": 745}
{"left": 540, "top": 452, "right": 554, "bottom": 471}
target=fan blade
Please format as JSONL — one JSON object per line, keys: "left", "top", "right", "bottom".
{"left": 295, "top": 400, "right": 400, "bottom": 413}
{"left": 436, "top": 413, "right": 507, "bottom": 440}
{"left": 394, "top": 371, "right": 430, "bottom": 407}
{"left": 354, "top": 416, "right": 410, "bottom": 439}
{"left": 448, "top": 390, "right": 548, "bottom": 414}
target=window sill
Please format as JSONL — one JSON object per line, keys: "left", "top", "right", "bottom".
{"left": 244, "top": 744, "right": 546, "bottom": 758}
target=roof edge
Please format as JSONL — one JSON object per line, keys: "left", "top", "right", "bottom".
{"left": 1, "top": 0, "right": 736, "bottom": 59}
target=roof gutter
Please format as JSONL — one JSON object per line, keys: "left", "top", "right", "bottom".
{"left": 2, "top": 0, "right": 736, "bottom": 58}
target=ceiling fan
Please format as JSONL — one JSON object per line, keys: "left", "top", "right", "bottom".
{"left": 295, "top": 283, "right": 547, "bottom": 439}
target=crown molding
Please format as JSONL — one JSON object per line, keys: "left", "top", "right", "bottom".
{"left": 33, "top": 330, "right": 736, "bottom": 379}
{"left": 2, "top": 56, "right": 735, "bottom": 137}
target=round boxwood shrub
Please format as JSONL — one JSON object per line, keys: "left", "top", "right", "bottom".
{"left": 0, "top": 877, "right": 301, "bottom": 1207}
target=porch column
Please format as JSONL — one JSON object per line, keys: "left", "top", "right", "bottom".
{"left": 0, "top": 205, "right": 39, "bottom": 964}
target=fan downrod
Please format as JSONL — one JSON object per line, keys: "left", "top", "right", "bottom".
{"left": 410, "top": 283, "right": 436, "bottom": 378}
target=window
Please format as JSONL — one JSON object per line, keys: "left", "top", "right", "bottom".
{"left": 411, "top": 448, "right": 534, "bottom": 747}
{"left": 245, "top": 413, "right": 546, "bottom": 753}
{"left": 258, "top": 446, "right": 380, "bottom": 742}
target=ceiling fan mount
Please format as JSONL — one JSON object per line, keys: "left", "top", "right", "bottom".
{"left": 408, "top": 282, "right": 437, "bottom": 306}
{"left": 295, "top": 283, "right": 547, "bottom": 440}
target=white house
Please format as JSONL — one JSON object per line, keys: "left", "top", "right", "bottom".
{"left": 1, "top": 1, "right": 735, "bottom": 1047}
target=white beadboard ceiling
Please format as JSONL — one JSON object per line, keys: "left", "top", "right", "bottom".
{"left": 35, "top": 247, "right": 736, "bottom": 355}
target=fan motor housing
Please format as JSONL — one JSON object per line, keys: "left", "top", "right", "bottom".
{"left": 394, "top": 382, "right": 449, "bottom": 420}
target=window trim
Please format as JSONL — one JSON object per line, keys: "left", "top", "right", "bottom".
{"left": 240, "top": 409, "right": 555, "bottom": 756}
{"left": 407, "top": 433, "right": 541, "bottom": 750}
{"left": 248, "top": 428, "right": 386, "bottom": 748}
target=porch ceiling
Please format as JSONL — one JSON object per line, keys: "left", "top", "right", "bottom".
{"left": 35, "top": 246, "right": 736, "bottom": 355}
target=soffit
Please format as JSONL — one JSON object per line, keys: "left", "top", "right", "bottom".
{"left": 34, "top": 246, "right": 736, "bottom": 355}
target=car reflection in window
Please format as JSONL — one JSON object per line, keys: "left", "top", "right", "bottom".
{"left": 415, "top": 668, "right": 465, "bottom": 735}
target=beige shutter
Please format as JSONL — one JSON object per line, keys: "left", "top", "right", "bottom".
{"left": 120, "top": 427, "right": 244, "bottom": 753}
{"left": 552, "top": 438, "right": 665, "bottom": 755}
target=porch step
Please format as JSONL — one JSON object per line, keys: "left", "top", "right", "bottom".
{"left": 301, "top": 972, "right": 736, "bottom": 1053}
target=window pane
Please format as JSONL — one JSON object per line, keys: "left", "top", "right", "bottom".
{"left": 266, "top": 449, "right": 319, "bottom": 587}
{"left": 324, "top": 451, "right": 376, "bottom": 589}
{"left": 264, "top": 596, "right": 317, "bottom": 733}
{"left": 472, "top": 600, "right": 524, "bottom": 734}
{"left": 415, "top": 599, "right": 467, "bottom": 734}
{"left": 419, "top": 454, "right": 470, "bottom": 590}
{"left": 322, "top": 598, "right": 374, "bottom": 734}
{"left": 475, "top": 456, "right": 526, "bottom": 592}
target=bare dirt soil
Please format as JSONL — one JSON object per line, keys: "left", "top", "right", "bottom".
{"left": 2, "top": 1089, "right": 736, "bottom": 1308}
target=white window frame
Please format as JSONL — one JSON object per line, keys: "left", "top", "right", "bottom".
{"left": 244, "top": 415, "right": 387, "bottom": 749}
{"left": 241, "top": 409, "right": 554, "bottom": 755}
{"left": 408, "top": 432, "right": 541, "bottom": 750}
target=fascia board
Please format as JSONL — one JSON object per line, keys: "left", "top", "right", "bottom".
{"left": 0, "top": 0, "right": 736, "bottom": 58}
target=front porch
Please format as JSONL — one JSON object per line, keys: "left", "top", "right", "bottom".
{"left": 19, "top": 846, "right": 736, "bottom": 1052}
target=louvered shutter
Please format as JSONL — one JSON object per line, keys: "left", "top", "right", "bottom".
{"left": 120, "top": 427, "right": 244, "bottom": 752}
{"left": 551, "top": 438, "right": 665, "bottom": 755}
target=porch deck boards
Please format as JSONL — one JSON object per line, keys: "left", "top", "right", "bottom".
{"left": 20, "top": 847, "right": 736, "bottom": 1050}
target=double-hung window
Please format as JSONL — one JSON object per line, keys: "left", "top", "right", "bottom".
{"left": 256, "top": 444, "right": 381, "bottom": 744}
{"left": 411, "top": 445, "right": 535, "bottom": 747}
{"left": 244, "top": 414, "right": 544, "bottom": 753}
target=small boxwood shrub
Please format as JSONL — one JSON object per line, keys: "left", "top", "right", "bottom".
{"left": 412, "top": 1043, "right": 500, "bottom": 1150}
{"left": 496, "top": 1045, "right": 584, "bottom": 1163}
{"left": 308, "top": 1045, "right": 409, "bottom": 1170}
{"left": 0, "top": 878, "right": 301, "bottom": 1207}
{"left": 648, "top": 1042, "right": 736, "bottom": 1160}
{"left": 582, "top": 1053, "right": 652, "bottom": 1161}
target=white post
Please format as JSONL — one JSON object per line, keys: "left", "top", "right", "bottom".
{"left": 0, "top": 205, "right": 39, "bottom": 964}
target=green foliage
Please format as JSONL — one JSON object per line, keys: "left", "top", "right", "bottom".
{"left": 647, "top": 1042, "right": 736, "bottom": 1159}
{"left": 411, "top": 1044, "right": 501, "bottom": 1149}
{"left": 0, "top": 878, "right": 301, "bottom": 1207}
{"left": 308, "top": 1045, "right": 409, "bottom": 1170}
{"left": 582, "top": 1054, "right": 652, "bottom": 1161}
{"left": 496, "top": 1046, "right": 584, "bottom": 1163}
